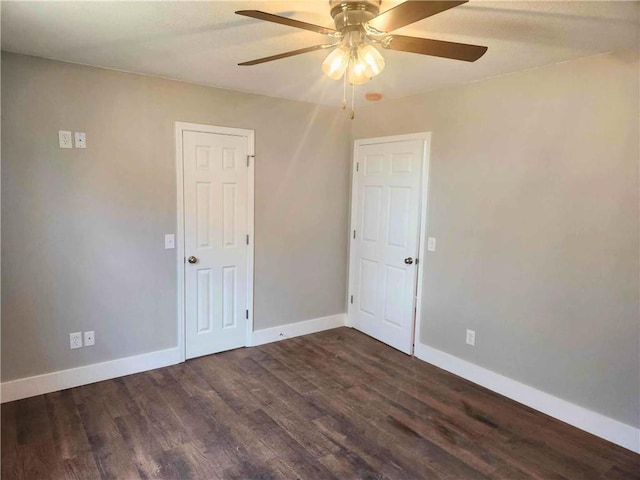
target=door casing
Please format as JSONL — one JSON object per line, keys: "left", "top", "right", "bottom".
{"left": 346, "top": 132, "right": 431, "bottom": 355}
{"left": 175, "top": 121, "right": 255, "bottom": 362}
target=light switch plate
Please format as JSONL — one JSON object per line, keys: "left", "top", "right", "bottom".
{"left": 59, "top": 131, "right": 73, "bottom": 149}
{"left": 164, "top": 234, "right": 175, "bottom": 249}
{"left": 74, "top": 132, "right": 86, "bottom": 149}
{"left": 427, "top": 237, "right": 436, "bottom": 252}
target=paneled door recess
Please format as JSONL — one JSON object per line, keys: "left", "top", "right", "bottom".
{"left": 183, "top": 128, "right": 251, "bottom": 359}
{"left": 348, "top": 135, "right": 428, "bottom": 355}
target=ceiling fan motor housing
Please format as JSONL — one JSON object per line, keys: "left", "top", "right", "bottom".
{"left": 329, "top": 0, "right": 381, "bottom": 31}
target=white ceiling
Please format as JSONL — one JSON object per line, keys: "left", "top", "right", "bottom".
{"left": 2, "top": 1, "right": 638, "bottom": 107}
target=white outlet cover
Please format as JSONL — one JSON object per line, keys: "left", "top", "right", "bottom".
{"left": 74, "top": 132, "right": 86, "bottom": 149}
{"left": 70, "top": 332, "right": 82, "bottom": 349}
{"left": 84, "top": 330, "right": 95, "bottom": 347}
{"left": 59, "top": 130, "right": 73, "bottom": 149}
{"left": 427, "top": 237, "right": 436, "bottom": 252}
{"left": 164, "top": 234, "right": 175, "bottom": 249}
{"left": 466, "top": 329, "right": 476, "bottom": 346}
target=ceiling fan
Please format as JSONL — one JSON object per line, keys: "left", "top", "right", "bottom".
{"left": 236, "top": 0, "right": 488, "bottom": 86}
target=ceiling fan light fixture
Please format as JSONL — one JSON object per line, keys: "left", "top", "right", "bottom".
{"left": 359, "top": 43, "right": 385, "bottom": 78}
{"left": 347, "top": 54, "right": 370, "bottom": 85}
{"left": 322, "top": 45, "right": 350, "bottom": 80}
{"left": 358, "top": 43, "right": 385, "bottom": 78}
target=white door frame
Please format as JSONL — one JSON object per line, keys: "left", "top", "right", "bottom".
{"left": 175, "top": 121, "right": 255, "bottom": 362}
{"left": 346, "top": 132, "right": 431, "bottom": 355}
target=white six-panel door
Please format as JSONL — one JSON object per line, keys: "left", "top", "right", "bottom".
{"left": 183, "top": 129, "right": 250, "bottom": 359}
{"left": 349, "top": 137, "right": 426, "bottom": 354}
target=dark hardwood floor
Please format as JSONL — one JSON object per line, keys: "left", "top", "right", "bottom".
{"left": 2, "top": 327, "right": 639, "bottom": 479}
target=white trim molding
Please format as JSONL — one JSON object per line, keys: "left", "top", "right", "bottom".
{"left": 1, "top": 312, "right": 346, "bottom": 403}
{"left": 1, "top": 311, "right": 345, "bottom": 403}
{"left": 250, "top": 313, "right": 346, "bottom": 347}
{"left": 1, "top": 347, "right": 182, "bottom": 404}
{"left": 414, "top": 343, "right": 640, "bottom": 454}
{"left": 412, "top": 133, "right": 432, "bottom": 356}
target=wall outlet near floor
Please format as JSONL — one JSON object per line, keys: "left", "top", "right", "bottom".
{"left": 84, "top": 331, "right": 95, "bottom": 347}
{"left": 70, "top": 332, "right": 83, "bottom": 349}
{"left": 466, "top": 329, "right": 476, "bottom": 346}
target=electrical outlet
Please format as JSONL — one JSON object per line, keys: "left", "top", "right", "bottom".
{"left": 427, "top": 237, "right": 436, "bottom": 252}
{"left": 59, "top": 130, "right": 73, "bottom": 149}
{"left": 74, "top": 132, "right": 86, "bottom": 149}
{"left": 84, "top": 331, "right": 95, "bottom": 347}
{"left": 466, "top": 329, "right": 476, "bottom": 346}
{"left": 70, "top": 332, "right": 83, "bottom": 349}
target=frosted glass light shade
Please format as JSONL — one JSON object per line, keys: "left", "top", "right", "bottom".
{"left": 359, "top": 44, "right": 385, "bottom": 78}
{"left": 347, "top": 57, "right": 370, "bottom": 85}
{"left": 322, "top": 45, "right": 350, "bottom": 80}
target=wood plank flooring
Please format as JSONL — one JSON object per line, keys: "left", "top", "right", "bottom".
{"left": 2, "top": 327, "right": 639, "bottom": 479}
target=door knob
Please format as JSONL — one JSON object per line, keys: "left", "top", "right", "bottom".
{"left": 187, "top": 256, "right": 198, "bottom": 264}
{"left": 404, "top": 257, "right": 414, "bottom": 265}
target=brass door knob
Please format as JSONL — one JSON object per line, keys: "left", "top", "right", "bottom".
{"left": 187, "top": 256, "right": 198, "bottom": 264}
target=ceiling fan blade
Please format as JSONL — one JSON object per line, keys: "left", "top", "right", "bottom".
{"left": 368, "top": 1, "right": 468, "bottom": 33}
{"left": 236, "top": 10, "right": 336, "bottom": 36}
{"left": 383, "top": 35, "right": 487, "bottom": 62}
{"left": 238, "top": 44, "right": 337, "bottom": 66}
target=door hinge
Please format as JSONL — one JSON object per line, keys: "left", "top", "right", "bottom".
{"left": 353, "top": 230, "right": 356, "bottom": 239}
{"left": 356, "top": 162, "right": 359, "bottom": 172}
{"left": 350, "top": 295, "right": 354, "bottom": 304}
{"left": 246, "top": 310, "right": 249, "bottom": 320}
{"left": 247, "top": 154, "right": 254, "bottom": 166}
{"left": 246, "top": 234, "right": 250, "bottom": 245}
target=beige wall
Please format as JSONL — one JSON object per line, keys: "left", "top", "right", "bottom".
{"left": 352, "top": 52, "right": 640, "bottom": 428}
{"left": 1, "top": 52, "right": 351, "bottom": 381}
{"left": 3, "top": 49, "right": 638, "bottom": 431}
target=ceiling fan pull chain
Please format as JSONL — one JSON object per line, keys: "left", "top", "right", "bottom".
{"left": 350, "top": 83, "right": 356, "bottom": 120}
{"left": 342, "top": 73, "right": 347, "bottom": 110}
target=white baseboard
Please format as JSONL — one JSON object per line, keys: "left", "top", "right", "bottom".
{"left": 12, "top": 319, "right": 634, "bottom": 453}
{"left": 1, "top": 313, "right": 347, "bottom": 403}
{"left": 250, "top": 313, "right": 346, "bottom": 347}
{"left": 414, "top": 343, "right": 640, "bottom": 454}
{"left": 1, "top": 347, "right": 182, "bottom": 403}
